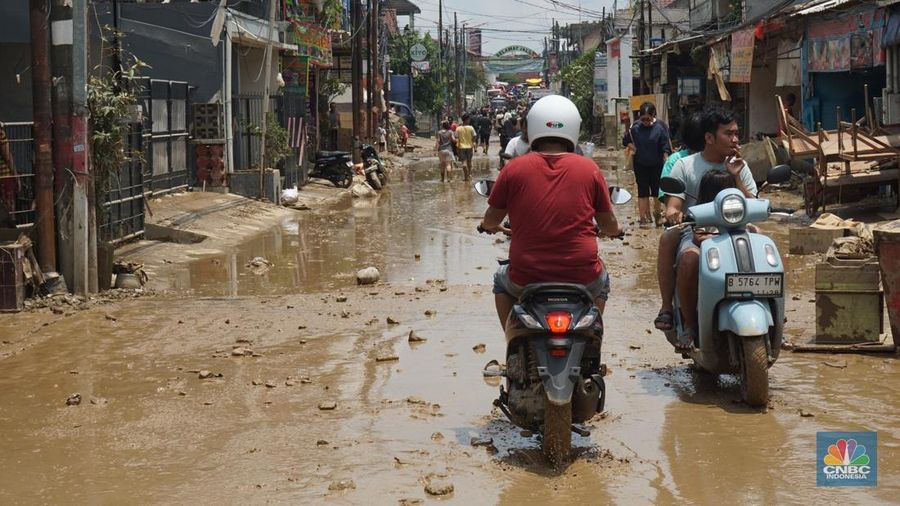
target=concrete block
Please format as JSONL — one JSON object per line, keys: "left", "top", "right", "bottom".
{"left": 228, "top": 169, "right": 282, "bottom": 204}
{"left": 789, "top": 227, "right": 846, "bottom": 255}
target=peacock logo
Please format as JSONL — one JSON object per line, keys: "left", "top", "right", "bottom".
{"left": 818, "top": 432, "right": 876, "bottom": 487}
{"left": 823, "top": 438, "right": 870, "bottom": 466}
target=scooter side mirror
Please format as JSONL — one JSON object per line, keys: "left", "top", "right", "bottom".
{"left": 659, "top": 176, "right": 686, "bottom": 195}
{"left": 473, "top": 180, "right": 494, "bottom": 197}
{"left": 609, "top": 186, "right": 632, "bottom": 205}
{"left": 767, "top": 164, "right": 793, "bottom": 185}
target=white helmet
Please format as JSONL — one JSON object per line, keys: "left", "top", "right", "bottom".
{"left": 526, "top": 95, "right": 581, "bottom": 151}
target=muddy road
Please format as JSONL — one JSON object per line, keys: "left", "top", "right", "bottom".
{"left": 0, "top": 156, "right": 897, "bottom": 504}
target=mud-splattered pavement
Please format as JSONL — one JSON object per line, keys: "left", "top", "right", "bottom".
{"left": 0, "top": 155, "right": 897, "bottom": 505}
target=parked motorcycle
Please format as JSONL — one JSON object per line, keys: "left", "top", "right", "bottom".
{"left": 360, "top": 143, "right": 388, "bottom": 190}
{"left": 309, "top": 150, "right": 354, "bottom": 188}
{"left": 658, "top": 165, "right": 794, "bottom": 407}
{"left": 473, "top": 179, "right": 631, "bottom": 466}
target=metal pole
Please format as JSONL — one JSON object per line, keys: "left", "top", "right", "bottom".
{"left": 30, "top": 0, "right": 57, "bottom": 273}
{"left": 351, "top": 0, "right": 362, "bottom": 161}
{"left": 438, "top": 0, "right": 443, "bottom": 118}
{"left": 258, "top": 0, "right": 277, "bottom": 199}
{"left": 454, "top": 12, "right": 460, "bottom": 117}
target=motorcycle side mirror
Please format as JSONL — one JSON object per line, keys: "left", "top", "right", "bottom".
{"left": 609, "top": 186, "right": 632, "bottom": 205}
{"left": 659, "top": 176, "right": 685, "bottom": 195}
{"left": 473, "top": 180, "right": 494, "bottom": 197}
{"left": 766, "top": 164, "right": 792, "bottom": 185}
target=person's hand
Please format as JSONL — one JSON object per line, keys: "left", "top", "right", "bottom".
{"left": 600, "top": 224, "right": 625, "bottom": 239}
{"left": 479, "top": 221, "right": 511, "bottom": 236}
{"left": 665, "top": 209, "right": 683, "bottom": 225}
{"left": 726, "top": 147, "right": 744, "bottom": 177}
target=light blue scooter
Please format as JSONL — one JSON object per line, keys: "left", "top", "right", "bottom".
{"left": 659, "top": 165, "right": 794, "bottom": 407}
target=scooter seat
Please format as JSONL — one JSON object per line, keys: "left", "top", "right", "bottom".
{"left": 316, "top": 150, "right": 350, "bottom": 159}
{"left": 519, "top": 283, "right": 594, "bottom": 303}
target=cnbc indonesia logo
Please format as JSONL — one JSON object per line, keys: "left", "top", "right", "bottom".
{"left": 817, "top": 433, "right": 877, "bottom": 487}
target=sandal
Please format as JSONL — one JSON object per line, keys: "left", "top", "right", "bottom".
{"left": 674, "top": 328, "right": 697, "bottom": 352}
{"left": 654, "top": 309, "right": 674, "bottom": 331}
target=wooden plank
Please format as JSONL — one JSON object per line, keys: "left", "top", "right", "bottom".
{"left": 823, "top": 168, "right": 900, "bottom": 187}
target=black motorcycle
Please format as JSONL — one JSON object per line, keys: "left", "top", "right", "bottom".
{"left": 474, "top": 179, "right": 631, "bottom": 467}
{"left": 360, "top": 143, "right": 388, "bottom": 190}
{"left": 309, "top": 150, "right": 354, "bottom": 188}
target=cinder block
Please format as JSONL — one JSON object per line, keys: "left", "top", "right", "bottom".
{"left": 789, "top": 227, "right": 846, "bottom": 255}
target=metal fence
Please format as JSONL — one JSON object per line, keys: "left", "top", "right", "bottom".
{"left": 2, "top": 122, "right": 35, "bottom": 227}
{"left": 233, "top": 92, "right": 309, "bottom": 187}
{"left": 99, "top": 126, "right": 145, "bottom": 244}
{"left": 136, "top": 79, "right": 192, "bottom": 194}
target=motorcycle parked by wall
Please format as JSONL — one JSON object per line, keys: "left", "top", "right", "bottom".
{"left": 309, "top": 150, "right": 354, "bottom": 188}
{"left": 659, "top": 165, "right": 794, "bottom": 407}
{"left": 360, "top": 143, "right": 388, "bottom": 190}
{"left": 473, "top": 179, "right": 631, "bottom": 467}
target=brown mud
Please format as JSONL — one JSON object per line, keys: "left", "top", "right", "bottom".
{"left": 0, "top": 153, "right": 896, "bottom": 504}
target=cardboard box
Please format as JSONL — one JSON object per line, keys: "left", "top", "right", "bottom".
{"left": 789, "top": 226, "right": 847, "bottom": 255}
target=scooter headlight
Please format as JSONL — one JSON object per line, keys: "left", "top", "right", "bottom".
{"left": 721, "top": 195, "right": 745, "bottom": 224}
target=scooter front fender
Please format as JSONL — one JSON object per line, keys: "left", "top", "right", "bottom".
{"left": 717, "top": 299, "right": 773, "bottom": 337}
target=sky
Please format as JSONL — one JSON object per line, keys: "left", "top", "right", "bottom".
{"left": 403, "top": 0, "right": 619, "bottom": 55}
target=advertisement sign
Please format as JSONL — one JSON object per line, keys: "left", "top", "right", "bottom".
{"left": 467, "top": 29, "right": 482, "bottom": 57}
{"left": 286, "top": 20, "right": 333, "bottom": 67}
{"left": 411, "top": 60, "right": 431, "bottom": 73}
{"left": 730, "top": 28, "right": 755, "bottom": 83}
{"left": 593, "top": 52, "right": 608, "bottom": 116}
{"left": 409, "top": 43, "right": 428, "bottom": 62}
{"left": 282, "top": 55, "right": 310, "bottom": 94}
{"left": 807, "top": 7, "right": 885, "bottom": 72}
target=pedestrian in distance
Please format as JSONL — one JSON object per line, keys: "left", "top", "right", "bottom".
{"left": 454, "top": 114, "right": 477, "bottom": 181}
{"left": 435, "top": 121, "right": 455, "bottom": 182}
{"left": 624, "top": 102, "right": 671, "bottom": 226}
{"left": 328, "top": 102, "right": 340, "bottom": 150}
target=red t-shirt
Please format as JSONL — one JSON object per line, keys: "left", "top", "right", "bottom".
{"left": 488, "top": 152, "right": 614, "bottom": 286}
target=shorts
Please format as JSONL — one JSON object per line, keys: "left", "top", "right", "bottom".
{"left": 674, "top": 228, "right": 699, "bottom": 267}
{"left": 479, "top": 132, "right": 490, "bottom": 143}
{"left": 633, "top": 162, "right": 662, "bottom": 199}
{"left": 458, "top": 148, "right": 474, "bottom": 162}
{"left": 438, "top": 149, "right": 454, "bottom": 164}
{"left": 492, "top": 264, "right": 611, "bottom": 301}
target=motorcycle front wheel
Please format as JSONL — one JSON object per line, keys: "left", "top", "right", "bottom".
{"left": 739, "top": 335, "right": 769, "bottom": 407}
{"left": 542, "top": 397, "right": 572, "bottom": 468}
{"left": 367, "top": 172, "right": 383, "bottom": 190}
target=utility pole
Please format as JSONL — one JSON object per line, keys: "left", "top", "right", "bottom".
{"left": 454, "top": 12, "right": 460, "bottom": 117}
{"left": 639, "top": 0, "right": 647, "bottom": 94}
{"left": 462, "top": 23, "right": 467, "bottom": 112}
{"left": 647, "top": 0, "right": 653, "bottom": 93}
{"left": 30, "top": 0, "right": 56, "bottom": 273}
{"left": 258, "top": 0, "right": 277, "bottom": 199}
{"left": 438, "top": 0, "right": 443, "bottom": 118}
{"left": 368, "top": 0, "right": 378, "bottom": 141}
{"left": 351, "top": 0, "right": 362, "bottom": 161}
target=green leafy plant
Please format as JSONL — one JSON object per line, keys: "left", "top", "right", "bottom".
{"left": 263, "top": 113, "right": 291, "bottom": 169}
{"left": 388, "top": 31, "right": 444, "bottom": 115}
{"left": 87, "top": 56, "right": 148, "bottom": 219}
{"left": 559, "top": 48, "right": 597, "bottom": 137}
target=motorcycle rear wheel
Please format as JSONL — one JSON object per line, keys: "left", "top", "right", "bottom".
{"left": 542, "top": 397, "right": 572, "bottom": 468}
{"left": 739, "top": 335, "right": 769, "bottom": 407}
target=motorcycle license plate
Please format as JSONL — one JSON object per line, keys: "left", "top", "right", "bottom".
{"left": 725, "top": 273, "right": 784, "bottom": 297}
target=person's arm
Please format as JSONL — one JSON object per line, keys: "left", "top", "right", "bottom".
{"left": 622, "top": 127, "right": 632, "bottom": 148}
{"left": 725, "top": 148, "right": 758, "bottom": 198}
{"left": 595, "top": 211, "right": 622, "bottom": 237}
{"left": 480, "top": 206, "right": 510, "bottom": 234}
{"left": 659, "top": 125, "right": 672, "bottom": 161}
{"left": 665, "top": 196, "right": 685, "bottom": 225}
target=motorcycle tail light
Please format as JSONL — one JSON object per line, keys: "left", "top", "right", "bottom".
{"left": 573, "top": 312, "right": 596, "bottom": 329}
{"left": 517, "top": 312, "right": 542, "bottom": 329}
{"left": 549, "top": 347, "right": 568, "bottom": 358}
{"left": 545, "top": 311, "right": 572, "bottom": 334}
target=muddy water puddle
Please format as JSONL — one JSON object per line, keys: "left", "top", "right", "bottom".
{"left": 1, "top": 155, "right": 897, "bottom": 504}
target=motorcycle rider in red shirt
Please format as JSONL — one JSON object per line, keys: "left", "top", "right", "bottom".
{"left": 479, "top": 95, "right": 623, "bottom": 329}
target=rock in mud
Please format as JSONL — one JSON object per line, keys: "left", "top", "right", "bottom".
{"left": 318, "top": 401, "right": 338, "bottom": 410}
{"left": 316, "top": 439, "right": 329, "bottom": 446}
{"left": 470, "top": 436, "right": 494, "bottom": 447}
{"left": 408, "top": 330, "right": 427, "bottom": 343}
{"left": 376, "top": 354, "right": 400, "bottom": 363}
{"left": 65, "top": 393, "right": 82, "bottom": 406}
{"left": 198, "top": 370, "right": 215, "bottom": 379}
{"left": 328, "top": 479, "right": 357, "bottom": 491}
{"left": 424, "top": 477, "right": 454, "bottom": 496}
{"left": 824, "top": 360, "right": 848, "bottom": 369}
{"left": 424, "top": 309, "right": 436, "bottom": 317}
{"left": 245, "top": 257, "right": 273, "bottom": 275}
{"left": 90, "top": 397, "right": 109, "bottom": 406}
{"left": 231, "top": 347, "right": 253, "bottom": 357}
{"left": 351, "top": 181, "right": 376, "bottom": 198}
{"left": 799, "top": 409, "right": 815, "bottom": 417}
{"left": 399, "top": 498, "right": 424, "bottom": 506}
{"left": 406, "top": 396, "right": 427, "bottom": 405}
{"left": 336, "top": 295, "right": 348, "bottom": 302}
{"left": 386, "top": 316, "right": 400, "bottom": 325}
{"left": 431, "top": 432, "right": 444, "bottom": 441}
{"left": 472, "top": 343, "right": 487, "bottom": 353}
{"left": 356, "top": 267, "right": 381, "bottom": 285}
{"left": 265, "top": 380, "right": 277, "bottom": 388}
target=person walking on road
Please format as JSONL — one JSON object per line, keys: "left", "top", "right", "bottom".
{"left": 624, "top": 102, "right": 671, "bottom": 226}
{"left": 454, "top": 114, "right": 477, "bottom": 181}
{"left": 436, "top": 121, "right": 455, "bottom": 182}
{"left": 328, "top": 102, "right": 340, "bottom": 150}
